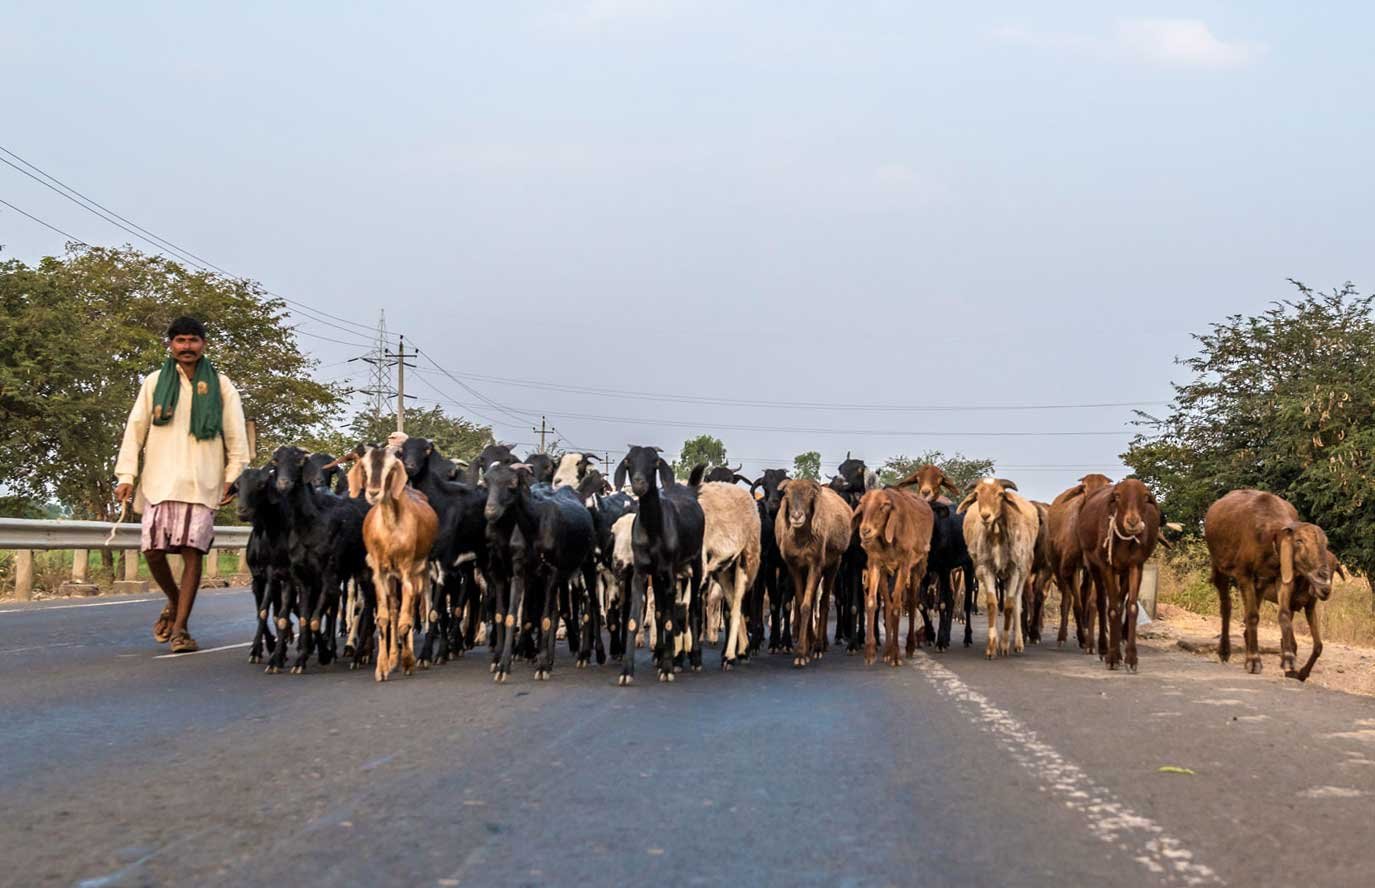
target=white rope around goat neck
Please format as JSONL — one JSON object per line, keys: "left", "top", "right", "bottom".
{"left": 1102, "top": 509, "right": 1142, "bottom": 567}
{"left": 104, "top": 499, "right": 129, "bottom": 547}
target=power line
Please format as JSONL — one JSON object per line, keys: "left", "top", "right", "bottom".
{"left": 405, "top": 365, "right": 1165, "bottom": 414}
{"left": 0, "top": 197, "right": 87, "bottom": 244}
{"left": 0, "top": 143, "right": 380, "bottom": 336}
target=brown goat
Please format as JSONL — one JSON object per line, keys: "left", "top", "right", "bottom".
{"left": 1045, "top": 473, "right": 1113, "bottom": 651}
{"left": 1076, "top": 479, "right": 1160, "bottom": 671}
{"left": 853, "top": 488, "right": 934, "bottom": 666}
{"left": 774, "top": 479, "right": 852, "bottom": 668}
{"left": 349, "top": 446, "right": 439, "bottom": 682}
{"left": 1021, "top": 501, "right": 1054, "bottom": 644}
{"left": 895, "top": 464, "right": 961, "bottom": 503}
{"left": 1204, "top": 489, "right": 1337, "bottom": 680}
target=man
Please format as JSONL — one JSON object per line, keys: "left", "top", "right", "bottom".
{"left": 115, "top": 316, "right": 250, "bottom": 653}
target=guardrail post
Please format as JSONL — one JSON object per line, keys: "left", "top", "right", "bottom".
{"left": 205, "top": 549, "right": 219, "bottom": 578}
{"left": 71, "top": 549, "right": 88, "bottom": 582}
{"left": 124, "top": 550, "right": 140, "bottom": 581}
{"left": 237, "top": 548, "right": 248, "bottom": 574}
{"left": 14, "top": 550, "right": 33, "bottom": 601}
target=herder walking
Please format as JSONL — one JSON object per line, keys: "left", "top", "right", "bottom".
{"left": 114, "top": 316, "right": 249, "bottom": 653}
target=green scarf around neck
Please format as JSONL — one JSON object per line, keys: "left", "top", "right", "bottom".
{"left": 150, "top": 356, "right": 223, "bottom": 440}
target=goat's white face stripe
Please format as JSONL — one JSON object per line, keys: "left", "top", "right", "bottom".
{"left": 912, "top": 654, "right": 1220, "bottom": 886}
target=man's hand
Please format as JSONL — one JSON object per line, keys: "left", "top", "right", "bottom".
{"left": 114, "top": 482, "right": 133, "bottom": 504}
{"left": 219, "top": 482, "right": 236, "bottom": 507}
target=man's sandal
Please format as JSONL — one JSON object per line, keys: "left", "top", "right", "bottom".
{"left": 169, "top": 631, "right": 199, "bottom": 654}
{"left": 153, "top": 606, "right": 175, "bottom": 643}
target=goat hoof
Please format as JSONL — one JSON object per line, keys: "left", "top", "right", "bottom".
{"left": 490, "top": 662, "right": 498, "bottom": 673}
{"left": 494, "top": 671, "right": 508, "bottom": 683}
{"left": 264, "top": 665, "right": 279, "bottom": 674}
{"left": 722, "top": 660, "right": 733, "bottom": 671}
{"left": 348, "top": 661, "right": 359, "bottom": 671}
{"left": 618, "top": 674, "right": 633, "bottom": 686}
{"left": 1246, "top": 659, "right": 1263, "bottom": 675}
{"left": 658, "top": 672, "right": 668, "bottom": 683}
{"left": 417, "top": 659, "right": 430, "bottom": 670}
{"left": 1127, "top": 662, "right": 1138, "bottom": 674}
{"left": 248, "top": 654, "right": 261, "bottom": 664}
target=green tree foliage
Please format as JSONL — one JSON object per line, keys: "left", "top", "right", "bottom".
{"left": 1122, "top": 280, "right": 1375, "bottom": 579}
{"left": 306, "top": 406, "right": 493, "bottom": 464}
{"left": 792, "top": 451, "right": 821, "bottom": 480}
{"left": 674, "top": 434, "right": 727, "bottom": 478}
{"left": 880, "top": 450, "right": 994, "bottom": 490}
{"left": 0, "top": 246, "right": 341, "bottom": 520}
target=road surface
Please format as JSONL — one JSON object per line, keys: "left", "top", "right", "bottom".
{"left": 1, "top": 588, "right": 1372, "bottom": 887}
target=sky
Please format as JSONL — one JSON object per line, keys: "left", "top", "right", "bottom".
{"left": 3, "top": 1, "right": 1373, "bottom": 500}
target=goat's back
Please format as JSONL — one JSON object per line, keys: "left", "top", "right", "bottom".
{"left": 698, "top": 482, "right": 762, "bottom": 582}
{"left": 1204, "top": 489, "right": 1299, "bottom": 579}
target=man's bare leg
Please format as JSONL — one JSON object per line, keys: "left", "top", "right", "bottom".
{"left": 144, "top": 550, "right": 180, "bottom": 607}
{"left": 170, "top": 548, "right": 204, "bottom": 636}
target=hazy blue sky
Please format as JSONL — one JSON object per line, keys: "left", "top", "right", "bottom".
{"left": 4, "top": 2, "right": 1371, "bottom": 498}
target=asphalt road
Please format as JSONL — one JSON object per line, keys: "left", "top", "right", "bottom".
{"left": 1, "top": 589, "right": 1373, "bottom": 888}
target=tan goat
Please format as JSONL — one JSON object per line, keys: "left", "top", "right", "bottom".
{"left": 350, "top": 446, "right": 439, "bottom": 682}
{"left": 959, "top": 478, "right": 1040, "bottom": 659}
{"left": 698, "top": 482, "right": 762, "bottom": 670}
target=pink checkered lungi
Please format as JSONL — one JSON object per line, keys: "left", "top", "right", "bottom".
{"left": 141, "top": 501, "right": 216, "bottom": 553}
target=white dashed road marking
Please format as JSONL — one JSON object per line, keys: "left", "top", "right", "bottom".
{"left": 155, "top": 642, "right": 252, "bottom": 659}
{"left": 913, "top": 654, "right": 1222, "bottom": 886}
{"left": 0, "top": 598, "right": 160, "bottom": 615}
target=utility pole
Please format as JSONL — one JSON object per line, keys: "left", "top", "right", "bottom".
{"left": 532, "top": 416, "right": 549, "bottom": 453}
{"left": 384, "top": 334, "right": 418, "bottom": 434}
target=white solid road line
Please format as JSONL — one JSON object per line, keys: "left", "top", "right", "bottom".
{"left": 912, "top": 653, "right": 1222, "bottom": 886}
{"left": 155, "top": 642, "right": 252, "bottom": 659}
{"left": 0, "top": 598, "right": 160, "bottom": 615}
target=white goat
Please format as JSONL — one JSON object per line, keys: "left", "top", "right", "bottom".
{"left": 551, "top": 452, "right": 598, "bottom": 490}
{"left": 698, "top": 482, "right": 762, "bottom": 669}
{"left": 959, "top": 478, "right": 1040, "bottom": 659}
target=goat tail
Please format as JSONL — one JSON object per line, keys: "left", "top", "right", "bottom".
{"left": 687, "top": 463, "right": 707, "bottom": 490}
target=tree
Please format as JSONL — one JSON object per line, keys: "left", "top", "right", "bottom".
{"left": 0, "top": 246, "right": 342, "bottom": 522}
{"left": 307, "top": 406, "right": 493, "bottom": 464}
{"left": 792, "top": 451, "right": 821, "bottom": 480}
{"left": 674, "top": 434, "right": 727, "bottom": 478}
{"left": 1122, "top": 280, "right": 1375, "bottom": 581}
{"left": 879, "top": 450, "right": 994, "bottom": 490}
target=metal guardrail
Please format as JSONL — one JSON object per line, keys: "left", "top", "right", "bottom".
{"left": 0, "top": 517, "right": 249, "bottom": 551}
{"left": 1, "top": 517, "right": 250, "bottom": 602}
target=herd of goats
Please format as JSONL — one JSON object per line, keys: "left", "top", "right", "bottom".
{"left": 230, "top": 436, "right": 1342, "bottom": 685}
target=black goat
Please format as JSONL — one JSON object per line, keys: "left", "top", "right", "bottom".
{"left": 469, "top": 442, "right": 517, "bottom": 483}
{"left": 748, "top": 469, "right": 793, "bottom": 653}
{"left": 613, "top": 446, "right": 706, "bottom": 684}
{"left": 232, "top": 466, "right": 289, "bottom": 664}
{"left": 831, "top": 455, "right": 874, "bottom": 653}
{"left": 482, "top": 462, "right": 600, "bottom": 681}
{"left": 270, "top": 446, "right": 373, "bottom": 673}
{"left": 925, "top": 500, "right": 978, "bottom": 650}
{"left": 524, "top": 452, "right": 556, "bottom": 485}
{"left": 399, "top": 437, "right": 490, "bottom": 666}
{"left": 703, "top": 464, "right": 751, "bottom": 485}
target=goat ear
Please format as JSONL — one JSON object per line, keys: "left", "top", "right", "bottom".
{"left": 850, "top": 505, "right": 863, "bottom": 533}
{"left": 388, "top": 460, "right": 407, "bottom": 500}
{"left": 1333, "top": 558, "right": 1347, "bottom": 580}
{"left": 956, "top": 492, "right": 977, "bottom": 514}
{"left": 657, "top": 459, "right": 674, "bottom": 489}
{"left": 346, "top": 460, "right": 364, "bottom": 499}
{"left": 777, "top": 479, "right": 792, "bottom": 492}
{"left": 614, "top": 459, "right": 628, "bottom": 492}
{"left": 883, "top": 507, "right": 900, "bottom": 546}
{"left": 732, "top": 474, "right": 751, "bottom": 486}
{"left": 1278, "top": 525, "right": 1296, "bottom": 586}
{"left": 940, "top": 476, "right": 961, "bottom": 496}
